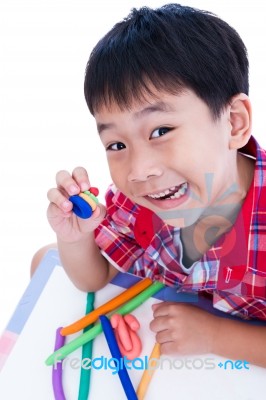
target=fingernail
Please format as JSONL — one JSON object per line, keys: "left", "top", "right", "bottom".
{"left": 62, "top": 200, "right": 71, "bottom": 210}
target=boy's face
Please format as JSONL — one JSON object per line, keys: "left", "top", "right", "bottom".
{"left": 95, "top": 89, "right": 241, "bottom": 228}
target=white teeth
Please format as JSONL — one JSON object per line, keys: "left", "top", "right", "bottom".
{"left": 170, "top": 191, "right": 181, "bottom": 199}
{"left": 147, "top": 182, "right": 188, "bottom": 199}
{"left": 179, "top": 186, "right": 186, "bottom": 195}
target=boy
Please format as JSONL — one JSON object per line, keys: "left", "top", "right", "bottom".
{"left": 44, "top": 4, "right": 266, "bottom": 367}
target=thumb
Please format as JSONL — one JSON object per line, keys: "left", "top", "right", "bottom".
{"left": 91, "top": 203, "right": 106, "bottom": 224}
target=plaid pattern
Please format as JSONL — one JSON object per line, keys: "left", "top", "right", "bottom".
{"left": 95, "top": 136, "right": 266, "bottom": 320}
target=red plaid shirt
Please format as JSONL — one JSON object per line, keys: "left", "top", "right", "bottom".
{"left": 95, "top": 136, "right": 266, "bottom": 320}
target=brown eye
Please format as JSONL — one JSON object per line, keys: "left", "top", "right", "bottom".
{"left": 150, "top": 127, "right": 172, "bottom": 139}
{"left": 107, "top": 142, "right": 126, "bottom": 151}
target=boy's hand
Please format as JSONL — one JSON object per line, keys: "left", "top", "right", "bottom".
{"left": 150, "top": 302, "right": 219, "bottom": 355}
{"left": 47, "top": 167, "right": 106, "bottom": 243}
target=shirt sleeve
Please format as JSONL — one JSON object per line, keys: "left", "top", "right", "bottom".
{"left": 213, "top": 291, "right": 266, "bottom": 321}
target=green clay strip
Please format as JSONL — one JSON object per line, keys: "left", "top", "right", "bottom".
{"left": 45, "top": 281, "right": 164, "bottom": 366}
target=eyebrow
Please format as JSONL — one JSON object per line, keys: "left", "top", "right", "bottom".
{"left": 134, "top": 101, "right": 174, "bottom": 118}
{"left": 97, "top": 101, "right": 174, "bottom": 135}
{"left": 97, "top": 122, "right": 115, "bottom": 135}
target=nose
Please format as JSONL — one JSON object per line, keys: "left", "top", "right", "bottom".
{"left": 127, "top": 147, "right": 163, "bottom": 182}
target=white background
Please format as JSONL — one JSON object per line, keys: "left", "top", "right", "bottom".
{"left": 1, "top": 0, "right": 266, "bottom": 333}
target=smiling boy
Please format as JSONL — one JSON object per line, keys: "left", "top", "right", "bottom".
{"left": 45, "top": 4, "right": 266, "bottom": 366}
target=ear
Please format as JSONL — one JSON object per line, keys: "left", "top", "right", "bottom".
{"left": 228, "top": 93, "right": 252, "bottom": 150}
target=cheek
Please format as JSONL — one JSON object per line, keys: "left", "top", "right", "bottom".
{"left": 108, "top": 160, "right": 127, "bottom": 189}
{"left": 166, "top": 143, "right": 200, "bottom": 176}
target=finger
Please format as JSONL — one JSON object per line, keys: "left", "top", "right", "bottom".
{"left": 90, "top": 203, "right": 106, "bottom": 222}
{"left": 149, "top": 316, "right": 168, "bottom": 333}
{"left": 155, "top": 329, "right": 175, "bottom": 346}
{"left": 151, "top": 302, "right": 162, "bottom": 311}
{"left": 47, "top": 188, "right": 73, "bottom": 213}
{"left": 159, "top": 341, "right": 176, "bottom": 355}
{"left": 152, "top": 302, "right": 178, "bottom": 318}
{"left": 72, "top": 166, "right": 91, "bottom": 192}
{"left": 47, "top": 203, "right": 72, "bottom": 223}
{"left": 56, "top": 170, "right": 80, "bottom": 195}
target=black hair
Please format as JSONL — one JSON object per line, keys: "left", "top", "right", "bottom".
{"left": 84, "top": 3, "right": 249, "bottom": 118}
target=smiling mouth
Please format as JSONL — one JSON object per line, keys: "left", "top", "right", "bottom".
{"left": 147, "top": 182, "right": 188, "bottom": 200}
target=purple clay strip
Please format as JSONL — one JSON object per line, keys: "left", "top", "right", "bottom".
{"left": 52, "top": 327, "right": 66, "bottom": 400}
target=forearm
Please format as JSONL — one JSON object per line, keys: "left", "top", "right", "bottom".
{"left": 212, "top": 317, "right": 266, "bottom": 368}
{"left": 57, "top": 233, "right": 114, "bottom": 292}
